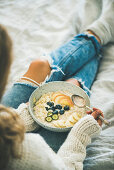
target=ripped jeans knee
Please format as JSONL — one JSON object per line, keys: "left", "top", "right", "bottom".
{"left": 42, "top": 33, "right": 101, "bottom": 95}
{"left": 42, "top": 55, "right": 65, "bottom": 82}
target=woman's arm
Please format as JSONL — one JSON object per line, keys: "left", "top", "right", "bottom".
{"left": 85, "top": 0, "right": 114, "bottom": 45}
{"left": 15, "top": 103, "right": 40, "bottom": 132}
{"left": 57, "top": 114, "right": 102, "bottom": 170}
{"left": 15, "top": 103, "right": 102, "bottom": 170}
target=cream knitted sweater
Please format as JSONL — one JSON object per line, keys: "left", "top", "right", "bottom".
{"left": 6, "top": 0, "right": 114, "bottom": 168}
{"left": 6, "top": 103, "right": 101, "bottom": 170}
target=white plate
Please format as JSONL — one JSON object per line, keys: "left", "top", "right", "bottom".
{"left": 29, "top": 81, "right": 90, "bottom": 132}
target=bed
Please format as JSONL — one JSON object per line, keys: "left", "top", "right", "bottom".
{"left": 0, "top": 0, "right": 114, "bottom": 169}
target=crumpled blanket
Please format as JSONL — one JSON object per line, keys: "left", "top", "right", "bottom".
{"left": 0, "top": 0, "right": 113, "bottom": 169}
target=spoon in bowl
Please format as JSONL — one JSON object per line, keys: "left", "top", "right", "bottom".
{"left": 71, "top": 94, "right": 110, "bottom": 126}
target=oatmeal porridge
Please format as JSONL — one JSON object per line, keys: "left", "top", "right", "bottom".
{"left": 33, "top": 91, "right": 86, "bottom": 128}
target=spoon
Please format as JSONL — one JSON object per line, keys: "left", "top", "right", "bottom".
{"left": 71, "top": 94, "right": 110, "bottom": 126}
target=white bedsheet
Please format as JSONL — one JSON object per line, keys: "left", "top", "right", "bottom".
{"left": 0, "top": 0, "right": 114, "bottom": 169}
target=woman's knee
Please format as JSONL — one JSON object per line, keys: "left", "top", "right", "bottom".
{"left": 30, "top": 58, "right": 48, "bottom": 70}
{"left": 65, "top": 78, "right": 81, "bottom": 87}
{"left": 27, "top": 58, "right": 51, "bottom": 75}
{"left": 23, "top": 58, "right": 51, "bottom": 83}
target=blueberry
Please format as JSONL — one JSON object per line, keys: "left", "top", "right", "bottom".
{"left": 47, "top": 102, "right": 54, "bottom": 107}
{"left": 59, "top": 109, "right": 65, "bottom": 115}
{"left": 45, "top": 107, "right": 49, "bottom": 111}
{"left": 53, "top": 110, "right": 58, "bottom": 114}
{"left": 55, "top": 104, "right": 62, "bottom": 110}
{"left": 49, "top": 106, "right": 55, "bottom": 111}
{"left": 64, "top": 105, "right": 70, "bottom": 111}
{"left": 47, "top": 101, "right": 51, "bottom": 105}
{"left": 50, "top": 102, "right": 54, "bottom": 106}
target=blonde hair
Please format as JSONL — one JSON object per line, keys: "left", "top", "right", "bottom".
{"left": 0, "top": 25, "right": 25, "bottom": 169}
{"left": 0, "top": 24, "right": 13, "bottom": 100}
{"left": 0, "top": 105, "right": 25, "bottom": 169}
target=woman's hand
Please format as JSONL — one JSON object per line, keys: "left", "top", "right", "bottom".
{"left": 87, "top": 108, "right": 104, "bottom": 126}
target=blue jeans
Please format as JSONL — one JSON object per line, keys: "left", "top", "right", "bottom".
{"left": 1, "top": 33, "right": 101, "bottom": 152}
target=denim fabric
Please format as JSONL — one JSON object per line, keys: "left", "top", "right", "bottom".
{"left": 1, "top": 83, "right": 37, "bottom": 109}
{"left": 1, "top": 33, "right": 101, "bottom": 152}
{"left": 46, "top": 34, "right": 100, "bottom": 78}
{"left": 66, "top": 57, "right": 101, "bottom": 95}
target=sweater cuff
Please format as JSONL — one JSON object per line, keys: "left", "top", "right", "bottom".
{"left": 73, "top": 115, "right": 101, "bottom": 136}
{"left": 15, "top": 103, "right": 40, "bottom": 132}
{"left": 71, "top": 115, "right": 101, "bottom": 145}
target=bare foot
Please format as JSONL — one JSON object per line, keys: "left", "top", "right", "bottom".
{"left": 86, "top": 30, "right": 101, "bottom": 44}
{"left": 65, "top": 78, "right": 81, "bottom": 87}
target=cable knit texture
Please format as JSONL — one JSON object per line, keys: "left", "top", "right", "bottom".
{"left": 6, "top": 109, "right": 101, "bottom": 170}
{"left": 15, "top": 103, "right": 40, "bottom": 132}
{"left": 6, "top": 134, "right": 66, "bottom": 170}
{"left": 58, "top": 115, "right": 101, "bottom": 170}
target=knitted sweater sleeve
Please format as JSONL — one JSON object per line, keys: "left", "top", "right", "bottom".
{"left": 15, "top": 103, "right": 40, "bottom": 132}
{"left": 15, "top": 104, "right": 101, "bottom": 170}
{"left": 86, "top": 0, "right": 114, "bottom": 45}
{"left": 57, "top": 115, "right": 101, "bottom": 170}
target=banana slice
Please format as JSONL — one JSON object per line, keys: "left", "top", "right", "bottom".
{"left": 68, "top": 115, "right": 77, "bottom": 123}
{"left": 52, "top": 120, "right": 66, "bottom": 128}
{"left": 65, "top": 120, "right": 74, "bottom": 127}
{"left": 72, "top": 112, "right": 81, "bottom": 121}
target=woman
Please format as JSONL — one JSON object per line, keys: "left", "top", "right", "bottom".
{"left": 1, "top": 29, "right": 103, "bottom": 151}
{"left": 0, "top": 25, "right": 104, "bottom": 170}
{"left": 2, "top": 0, "right": 113, "bottom": 152}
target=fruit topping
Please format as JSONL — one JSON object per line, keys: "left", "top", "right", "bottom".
{"left": 53, "top": 110, "right": 58, "bottom": 114}
{"left": 51, "top": 92, "right": 65, "bottom": 101}
{"left": 55, "top": 104, "right": 62, "bottom": 110}
{"left": 51, "top": 92, "right": 73, "bottom": 107}
{"left": 49, "top": 106, "right": 55, "bottom": 111}
{"left": 47, "top": 112, "right": 53, "bottom": 117}
{"left": 64, "top": 105, "right": 70, "bottom": 111}
{"left": 45, "top": 116, "right": 52, "bottom": 122}
{"left": 59, "top": 109, "right": 65, "bottom": 115}
{"left": 47, "top": 101, "right": 54, "bottom": 107}
{"left": 52, "top": 114, "right": 59, "bottom": 120}
{"left": 45, "top": 97, "right": 72, "bottom": 123}
{"left": 45, "top": 107, "right": 49, "bottom": 111}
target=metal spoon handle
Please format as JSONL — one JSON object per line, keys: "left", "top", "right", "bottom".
{"left": 85, "top": 106, "right": 110, "bottom": 126}
{"left": 86, "top": 105, "right": 93, "bottom": 111}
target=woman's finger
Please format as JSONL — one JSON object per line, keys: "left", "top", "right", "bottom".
{"left": 93, "top": 107, "right": 98, "bottom": 111}
{"left": 86, "top": 110, "right": 92, "bottom": 114}
{"left": 91, "top": 110, "right": 100, "bottom": 119}
{"left": 97, "top": 119, "right": 102, "bottom": 126}
{"left": 99, "top": 111, "right": 104, "bottom": 118}
{"left": 92, "top": 108, "right": 104, "bottom": 118}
